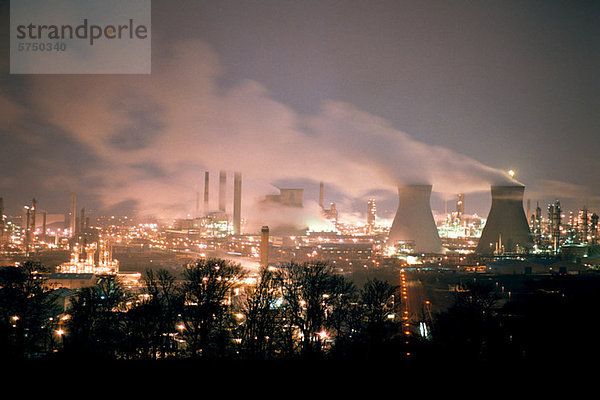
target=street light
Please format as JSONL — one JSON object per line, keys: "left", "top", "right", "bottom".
{"left": 55, "top": 328, "right": 65, "bottom": 350}
{"left": 317, "top": 330, "right": 328, "bottom": 340}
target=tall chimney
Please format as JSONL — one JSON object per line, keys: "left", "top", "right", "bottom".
{"left": 319, "top": 181, "right": 324, "bottom": 210}
{"left": 31, "top": 198, "right": 37, "bottom": 233}
{"left": 80, "top": 207, "right": 86, "bottom": 233}
{"left": 388, "top": 184, "right": 443, "bottom": 254}
{"left": 24, "top": 205, "right": 31, "bottom": 255}
{"left": 476, "top": 185, "right": 533, "bottom": 255}
{"left": 0, "top": 197, "right": 4, "bottom": 244}
{"left": 69, "top": 192, "right": 77, "bottom": 237}
{"left": 367, "top": 198, "right": 376, "bottom": 228}
{"left": 195, "top": 191, "right": 200, "bottom": 218}
{"left": 261, "top": 226, "right": 269, "bottom": 267}
{"left": 456, "top": 193, "right": 465, "bottom": 218}
{"left": 204, "top": 171, "right": 209, "bottom": 215}
{"left": 42, "top": 211, "right": 47, "bottom": 239}
{"left": 219, "top": 170, "right": 227, "bottom": 212}
{"left": 233, "top": 172, "right": 242, "bottom": 235}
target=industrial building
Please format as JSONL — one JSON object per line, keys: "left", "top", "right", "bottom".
{"left": 3, "top": 167, "right": 599, "bottom": 281}
{"left": 264, "top": 188, "right": 304, "bottom": 208}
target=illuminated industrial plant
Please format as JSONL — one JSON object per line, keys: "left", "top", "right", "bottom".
{"left": 56, "top": 238, "right": 119, "bottom": 275}
{"left": 2, "top": 167, "right": 600, "bottom": 290}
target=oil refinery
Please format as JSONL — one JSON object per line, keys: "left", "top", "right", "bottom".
{"left": 2, "top": 170, "right": 599, "bottom": 288}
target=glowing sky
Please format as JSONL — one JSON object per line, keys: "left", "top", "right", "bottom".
{"left": 1, "top": 0, "right": 599, "bottom": 225}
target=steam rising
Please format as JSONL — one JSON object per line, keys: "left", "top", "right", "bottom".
{"left": 20, "top": 40, "right": 517, "bottom": 230}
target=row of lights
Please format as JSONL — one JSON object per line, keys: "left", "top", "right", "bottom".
{"left": 401, "top": 270, "right": 409, "bottom": 336}
{"left": 400, "top": 270, "right": 411, "bottom": 358}
{"left": 400, "top": 269, "right": 433, "bottom": 358}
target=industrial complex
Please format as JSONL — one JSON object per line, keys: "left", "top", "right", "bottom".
{"left": 1, "top": 170, "right": 599, "bottom": 287}
{"left": 2, "top": 171, "right": 599, "bottom": 362}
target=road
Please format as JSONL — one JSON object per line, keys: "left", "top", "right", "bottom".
{"left": 400, "top": 269, "right": 433, "bottom": 350}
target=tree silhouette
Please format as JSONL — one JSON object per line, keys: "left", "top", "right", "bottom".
{"left": 179, "top": 258, "right": 246, "bottom": 358}
{"left": 277, "top": 261, "right": 358, "bottom": 359}
{"left": 358, "top": 278, "right": 400, "bottom": 358}
{"left": 124, "top": 269, "right": 184, "bottom": 359}
{"left": 64, "top": 275, "right": 130, "bottom": 359}
{"left": 239, "top": 266, "right": 285, "bottom": 359}
{"left": 0, "top": 261, "right": 60, "bottom": 359}
{"left": 324, "top": 274, "right": 361, "bottom": 358}
{"left": 429, "top": 279, "right": 503, "bottom": 361}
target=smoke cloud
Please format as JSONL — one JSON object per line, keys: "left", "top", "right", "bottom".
{"left": 19, "top": 39, "right": 516, "bottom": 230}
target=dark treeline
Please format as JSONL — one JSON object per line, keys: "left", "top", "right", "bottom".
{"left": 3, "top": 259, "right": 599, "bottom": 362}
{"left": 0, "top": 259, "right": 403, "bottom": 361}
{"left": 420, "top": 274, "right": 600, "bottom": 362}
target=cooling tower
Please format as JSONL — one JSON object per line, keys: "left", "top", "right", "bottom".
{"left": 476, "top": 185, "right": 533, "bottom": 255}
{"left": 388, "top": 184, "right": 443, "bottom": 254}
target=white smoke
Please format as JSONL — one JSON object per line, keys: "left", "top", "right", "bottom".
{"left": 23, "top": 39, "right": 516, "bottom": 229}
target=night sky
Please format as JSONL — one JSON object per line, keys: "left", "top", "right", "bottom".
{"left": 1, "top": 1, "right": 599, "bottom": 228}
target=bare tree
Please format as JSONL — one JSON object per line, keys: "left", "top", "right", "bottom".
{"left": 125, "top": 269, "right": 183, "bottom": 359}
{"left": 65, "top": 275, "right": 129, "bottom": 359}
{"left": 359, "top": 278, "right": 399, "bottom": 356}
{"left": 0, "top": 261, "right": 59, "bottom": 359}
{"left": 179, "top": 258, "right": 246, "bottom": 358}
{"left": 325, "top": 274, "right": 360, "bottom": 356}
{"left": 277, "top": 262, "right": 356, "bottom": 359}
{"left": 240, "top": 266, "right": 285, "bottom": 359}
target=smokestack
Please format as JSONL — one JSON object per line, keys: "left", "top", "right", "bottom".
{"left": 80, "top": 207, "right": 86, "bottom": 233}
{"left": 86, "top": 244, "right": 95, "bottom": 264}
{"left": 591, "top": 213, "right": 599, "bottom": 244}
{"left": 388, "top": 184, "right": 443, "bottom": 254}
{"left": 319, "top": 181, "right": 324, "bottom": 209}
{"left": 261, "top": 226, "right": 269, "bottom": 267}
{"left": 456, "top": 193, "right": 465, "bottom": 218}
{"left": 233, "top": 172, "right": 242, "bottom": 235}
{"left": 31, "top": 198, "right": 37, "bottom": 233}
{"left": 219, "top": 170, "right": 226, "bottom": 212}
{"left": 204, "top": 171, "right": 209, "bottom": 214}
{"left": 69, "top": 192, "right": 77, "bottom": 237}
{"left": 476, "top": 185, "right": 533, "bottom": 255}
{"left": 367, "top": 199, "right": 376, "bottom": 227}
{"left": 195, "top": 191, "right": 200, "bottom": 218}
{"left": 581, "top": 207, "right": 589, "bottom": 243}
{"left": 24, "top": 205, "right": 31, "bottom": 255}
{"left": 0, "top": 197, "right": 4, "bottom": 244}
{"left": 42, "top": 211, "right": 47, "bottom": 239}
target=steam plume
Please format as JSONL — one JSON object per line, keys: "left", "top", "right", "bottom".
{"left": 20, "top": 40, "right": 516, "bottom": 229}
